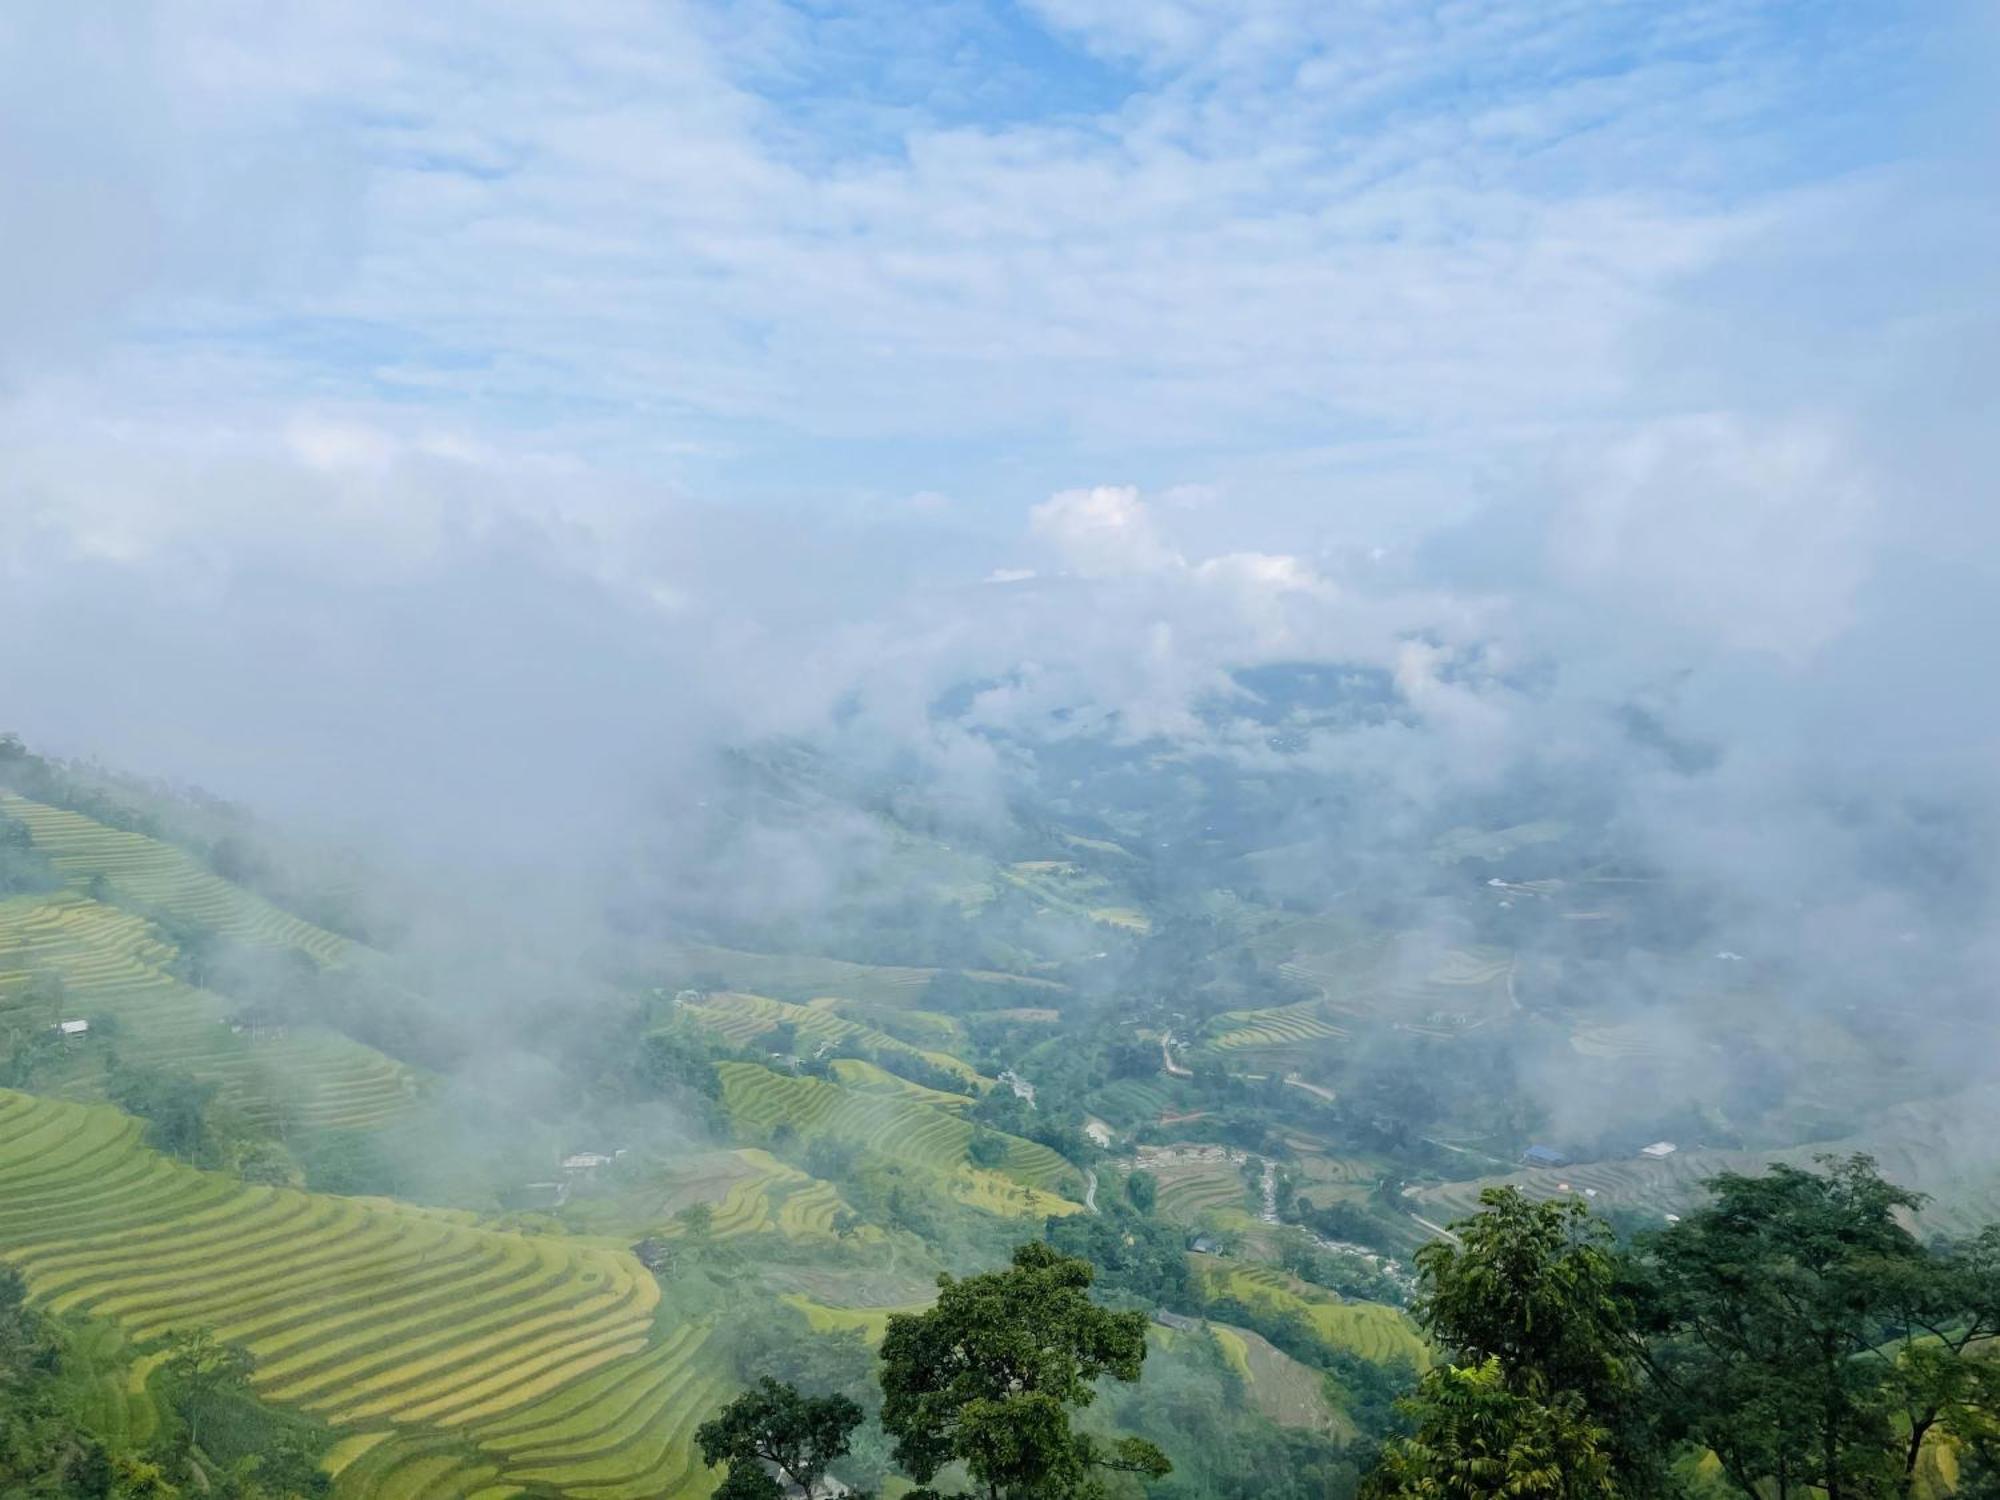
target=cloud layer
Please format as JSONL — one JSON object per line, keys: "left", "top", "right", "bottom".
{"left": 1, "top": 0, "right": 1995, "bottom": 1055}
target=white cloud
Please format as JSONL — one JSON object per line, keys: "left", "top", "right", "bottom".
{"left": 1546, "top": 415, "right": 1878, "bottom": 663}
{"left": 1030, "top": 484, "right": 1179, "bottom": 576}
{"left": 0, "top": 0, "right": 1897, "bottom": 520}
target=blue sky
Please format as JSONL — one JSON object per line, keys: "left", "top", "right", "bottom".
{"left": 1, "top": 1, "right": 1996, "bottom": 848}
{"left": 1, "top": 2, "right": 1962, "bottom": 532}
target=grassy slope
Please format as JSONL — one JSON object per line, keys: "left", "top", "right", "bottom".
{"left": 0, "top": 1089, "right": 728, "bottom": 1498}
{"left": 1208, "top": 1321, "right": 1354, "bottom": 1438}
{"left": 676, "top": 991, "right": 985, "bottom": 1087}
{"left": 716, "top": 1062, "right": 1082, "bottom": 1216}
{"left": 0, "top": 794, "right": 420, "bottom": 1132}
{"left": 1191, "top": 1254, "right": 1429, "bottom": 1371}
{"left": 654, "top": 940, "right": 1062, "bottom": 1008}
{"left": 1410, "top": 1083, "right": 2000, "bottom": 1240}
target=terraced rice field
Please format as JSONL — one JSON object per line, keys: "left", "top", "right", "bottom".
{"left": 52, "top": 1316, "right": 163, "bottom": 1451}
{"left": 1090, "top": 1079, "right": 1174, "bottom": 1127}
{"left": 1428, "top": 820, "right": 1569, "bottom": 865}
{"left": 1253, "top": 928, "right": 1516, "bottom": 1035}
{"left": 648, "top": 1150, "right": 762, "bottom": 1222}
{"left": 0, "top": 891, "right": 417, "bottom": 1131}
{"left": 1567, "top": 1021, "right": 1668, "bottom": 1060}
{"left": 827, "top": 1057, "right": 973, "bottom": 1112}
{"left": 997, "top": 861, "right": 1149, "bottom": 933}
{"left": 0, "top": 1090, "right": 729, "bottom": 1497}
{"left": 1355, "top": 945, "right": 1516, "bottom": 1033}
{"left": 1250, "top": 915, "right": 1385, "bottom": 987}
{"left": 679, "top": 992, "right": 984, "bottom": 1087}
{"left": 780, "top": 1293, "right": 932, "bottom": 1344}
{"left": 650, "top": 1149, "right": 859, "bottom": 1240}
{"left": 659, "top": 941, "right": 935, "bottom": 1005}
{"left": 1287, "top": 1147, "right": 1382, "bottom": 1202}
{"left": 1087, "top": 907, "right": 1150, "bottom": 932}
{"left": 659, "top": 941, "right": 1060, "bottom": 1008}
{"left": 1409, "top": 1148, "right": 1730, "bottom": 1229}
{"left": 716, "top": 1063, "right": 1080, "bottom": 1215}
{"left": 825, "top": 1002, "right": 965, "bottom": 1049}
{"left": 1208, "top": 1000, "right": 1347, "bottom": 1053}
{"left": 1410, "top": 1086, "right": 2000, "bottom": 1241}
{"left": 1192, "top": 1255, "right": 1429, "bottom": 1372}
{"left": 1154, "top": 1163, "right": 1251, "bottom": 1224}
{"left": 0, "top": 794, "right": 355, "bottom": 966}
{"left": 1208, "top": 1323, "right": 1352, "bottom": 1437}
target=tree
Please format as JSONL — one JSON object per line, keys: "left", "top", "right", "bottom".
{"left": 1124, "top": 1170, "right": 1157, "bottom": 1214}
{"left": 163, "top": 1327, "right": 254, "bottom": 1448}
{"left": 1934, "top": 1353, "right": 2000, "bottom": 1498}
{"left": 108, "top": 1067, "right": 220, "bottom": 1163}
{"left": 676, "top": 1201, "right": 715, "bottom": 1241}
{"left": 236, "top": 1441, "right": 332, "bottom": 1499}
{"left": 696, "top": 1377, "right": 865, "bottom": 1500}
{"left": 879, "top": 1241, "right": 1170, "bottom": 1500}
{"left": 967, "top": 1131, "right": 1009, "bottom": 1168}
{"left": 111, "top": 1455, "right": 183, "bottom": 1499}
{"left": 1878, "top": 1224, "right": 2000, "bottom": 1486}
{"left": 1364, "top": 1357, "right": 1615, "bottom": 1500}
{"left": 1396, "top": 1186, "right": 1657, "bottom": 1494}
{"left": 1414, "top": 1187, "right": 1632, "bottom": 1404}
{"left": 1638, "top": 1155, "right": 1938, "bottom": 1500}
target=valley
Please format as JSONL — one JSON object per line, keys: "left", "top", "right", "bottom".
{"left": 0, "top": 728, "right": 1992, "bottom": 1499}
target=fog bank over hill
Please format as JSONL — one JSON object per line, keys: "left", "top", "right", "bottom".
{"left": 3, "top": 2, "right": 1998, "bottom": 1151}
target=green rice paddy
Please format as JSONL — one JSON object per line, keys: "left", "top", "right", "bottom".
{"left": 0, "top": 889, "right": 418, "bottom": 1132}
{"left": 716, "top": 1062, "right": 1081, "bottom": 1215}
{"left": 677, "top": 991, "right": 985, "bottom": 1087}
{"left": 0, "top": 1089, "right": 729, "bottom": 1497}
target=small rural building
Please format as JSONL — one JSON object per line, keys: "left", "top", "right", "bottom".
{"left": 1152, "top": 1310, "right": 1201, "bottom": 1333}
{"left": 1640, "top": 1141, "right": 1678, "bottom": 1159}
{"left": 561, "top": 1152, "right": 617, "bottom": 1179}
{"left": 1522, "top": 1145, "right": 1568, "bottom": 1168}
{"left": 54, "top": 1019, "right": 89, "bottom": 1039}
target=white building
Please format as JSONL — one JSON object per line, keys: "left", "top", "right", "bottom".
{"left": 1640, "top": 1141, "right": 1678, "bottom": 1159}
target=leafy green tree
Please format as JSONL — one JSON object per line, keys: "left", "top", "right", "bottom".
{"left": 967, "top": 1131, "right": 1009, "bottom": 1168}
{"left": 108, "top": 1067, "right": 220, "bottom": 1163}
{"left": 111, "top": 1455, "right": 182, "bottom": 1499}
{"left": 1042, "top": 1208, "right": 1193, "bottom": 1309}
{"left": 231, "top": 1441, "right": 332, "bottom": 1499}
{"left": 1639, "top": 1155, "right": 1939, "bottom": 1500}
{"left": 0, "top": 1269, "right": 120, "bottom": 1495}
{"left": 1124, "top": 1170, "right": 1157, "bottom": 1214}
{"left": 1414, "top": 1187, "right": 1632, "bottom": 1405}
{"left": 1935, "top": 1354, "right": 2000, "bottom": 1498}
{"left": 163, "top": 1327, "right": 254, "bottom": 1449}
{"left": 879, "top": 1241, "right": 1170, "bottom": 1500}
{"left": 1365, "top": 1357, "right": 1615, "bottom": 1500}
{"left": 1878, "top": 1224, "right": 2000, "bottom": 1484}
{"left": 0, "top": 812, "right": 57, "bottom": 896}
{"left": 695, "top": 1377, "right": 865, "bottom": 1500}
{"left": 1392, "top": 1186, "right": 1657, "bottom": 1494}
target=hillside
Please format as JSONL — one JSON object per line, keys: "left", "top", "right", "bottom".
{"left": 0, "top": 1089, "right": 726, "bottom": 1499}
{"left": 4, "top": 736, "right": 1995, "bottom": 1500}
